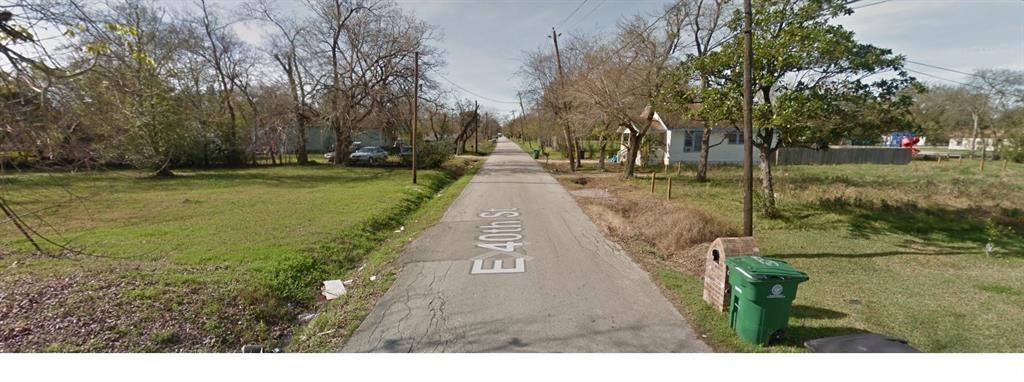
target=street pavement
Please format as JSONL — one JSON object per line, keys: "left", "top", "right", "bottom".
{"left": 342, "top": 138, "right": 710, "bottom": 352}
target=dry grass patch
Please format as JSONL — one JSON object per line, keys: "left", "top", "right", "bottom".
{"left": 564, "top": 175, "right": 737, "bottom": 276}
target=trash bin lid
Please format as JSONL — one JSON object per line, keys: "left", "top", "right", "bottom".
{"left": 726, "top": 256, "right": 808, "bottom": 282}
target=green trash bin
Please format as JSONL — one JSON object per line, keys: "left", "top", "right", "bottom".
{"left": 726, "top": 256, "right": 809, "bottom": 345}
{"left": 532, "top": 148, "right": 541, "bottom": 159}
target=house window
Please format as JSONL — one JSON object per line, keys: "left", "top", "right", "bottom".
{"left": 683, "top": 129, "right": 702, "bottom": 152}
{"left": 725, "top": 130, "right": 742, "bottom": 145}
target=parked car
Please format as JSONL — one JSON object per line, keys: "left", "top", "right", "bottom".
{"left": 349, "top": 146, "right": 388, "bottom": 165}
{"left": 324, "top": 142, "right": 364, "bottom": 161}
{"left": 399, "top": 146, "right": 413, "bottom": 164}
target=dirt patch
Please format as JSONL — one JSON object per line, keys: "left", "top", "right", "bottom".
{"left": 570, "top": 177, "right": 590, "bottom": 185}
{"left": 0, "top": 259, "right": 290, "bottom": 352}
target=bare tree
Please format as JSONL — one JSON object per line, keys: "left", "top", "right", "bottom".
{"left": 249, "top": 0, "right": 316, "bottom": 165}
{"left": 614, "top": 5, "right": 689, "bottom": 178}
{"left": 306, "top": 0, "right": 434, "bottom": 165}
{"left": 453, "top": 99, "right": 479, "bottom": 154}
{"left": 681, "top": 0, "right": 731, "bottom": 181}
{"left": 193, "top": 0, "right": 248, "bottom": 166}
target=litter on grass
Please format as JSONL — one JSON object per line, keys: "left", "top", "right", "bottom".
{"left": 321, "top": 280, "right": 347, "bottom": 300}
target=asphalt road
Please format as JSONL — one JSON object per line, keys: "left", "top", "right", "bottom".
{"left": 342, "top": 138, "right": 710, "bottom": 352}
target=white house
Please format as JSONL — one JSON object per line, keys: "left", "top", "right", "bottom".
{"left": 617, "top": 110, "right": 769, "bottom": 166}
{"left": 658, "top": 111, "right": 758, "bottom": 165}
{"left": 948, "top": 137, "right": 1000, "bottom": 151}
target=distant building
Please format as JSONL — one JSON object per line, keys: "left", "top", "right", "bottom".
{"left": 948, "top": 137, "right": 999, "bottom": 151}
{"left": 616, "top": 109, "right": 771, "bottom": 166}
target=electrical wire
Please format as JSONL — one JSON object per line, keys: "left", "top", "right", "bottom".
{"left": 555, "top": 0, "right": 590, "bottom": 29}
{"left": 906, "top": 60, "right": 977, "bottom": 78}
{"left": 851, "top": 0, "right": 893, "bottom": 10}
{"left": 566, "top": 0, "right": 607, "bottom": 30}
{"left": 438, "top": 73, "right": 521, "bottom": 105}
{"left": 906, "top": 68, "right": 980, "bottom": 88}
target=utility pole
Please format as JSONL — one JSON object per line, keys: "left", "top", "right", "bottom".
{"left": 741, "top": 0, "right": 754, "bottom": 236}
{"left": 550, "top": 27, "right": 576, "bottom": 171}
{"left": 474, "top": 100, "right": 479, "bottom": 153}
{"left": 411, "top": 51, "right": 419, "bottom": 184}
{"left": 517, "top": 92, "right": 528, "bottom": 141}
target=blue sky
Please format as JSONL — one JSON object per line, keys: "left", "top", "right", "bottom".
{"left": 212, "top": 0, "right": 1024, "bottom": 115}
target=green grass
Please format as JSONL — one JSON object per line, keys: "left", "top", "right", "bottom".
{"left": 578, "top": 158, "right": 1024, "bottom": 352}
{"left": 0, "top": 161, "right": 481, "bottom": 351}
{"left": 287, "top": 162, "right": 482, "bottom": 352}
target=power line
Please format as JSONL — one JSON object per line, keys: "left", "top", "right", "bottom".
{"left": 566, "top": 0, "right": 607, "bottom": 30}
{"left": 906, "top": 68, "right": 979, "bottom": 88}
{"left": 905, "top": 60, "right": 976, "bottom": 78}
{"left": 555, "top": 0, "right": 590, "bottom": 29}
{"left": 437, "top": 73, "right": 521, "bottom": 105}
{"left": 850, "top": 0, "right": 893, "bottom": 10}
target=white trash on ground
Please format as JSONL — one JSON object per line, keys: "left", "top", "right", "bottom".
{"left": 321, "top": 279, "right": 347, "bottom": 300}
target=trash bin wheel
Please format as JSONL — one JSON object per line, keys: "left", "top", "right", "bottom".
{"left": 769, "top": 329, "right": 787, "bottom": 345}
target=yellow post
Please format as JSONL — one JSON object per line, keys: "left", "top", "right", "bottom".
{"left": 1003, "top": 159, "right": 1009, "bottom": 171}
{"left": 650, "top": 172, "right": 656, "bottom": 193}
{"left": 980, "top": 158, "right": 986, "bottom": 173}
{"left": 937, "top": 155, "right": 942, "bottom": 164}
{"left": 958, "top": 156, "right": 962, "bottom": 165}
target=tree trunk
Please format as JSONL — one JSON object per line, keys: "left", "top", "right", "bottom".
{"left": 563, "top": 126, "right": 576, "bottom": 172}
{"left": 598, "top": 134, "right": 607, "bottom": 171}
{"left": 296, "top": 114, "right": 309, "bottom": 165}
{"left": 970, "top": 112, "right": 979, "bottom": 159}
{"left": 758, "top": 148, "right": 778, "bottom": 218}
{"left": 696, "top": 124, "right": 711, "bottom": 182}
{"left": 624, "top": 131, "right": 642, "bottom": 178}
{"left": 332, "top": 119, "right": 350, "bottom": 166}
{"left": 576, "top": 137, "right": 583, "bottom": 167}
{"left": 696, "top": 75, "right": 712, "bottom": 182}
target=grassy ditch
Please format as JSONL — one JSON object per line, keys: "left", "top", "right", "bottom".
{"left": 286, "top": 161, "right": 480, "bottom": 352}
{"left": 552, "top": 158, "right": 1024, "bottom": 352}
{"left": 0, "top": 158, "right": 482, "bottom": 352}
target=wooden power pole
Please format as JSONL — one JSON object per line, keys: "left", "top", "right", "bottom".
{"left": 550, "top": 27, "right": 576, "bottom": 172}
{"left": 741, "top": 0, "right": 754, "bottom": 236}
{"left": 412, "top": 51, "right": 419, "bottom": 184}
{"left": 518, "top": 92, "right": 527, "bottom": 140}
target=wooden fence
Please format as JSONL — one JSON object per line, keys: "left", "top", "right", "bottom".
{"left": 775, "top": 147, "right": 911, "bottom": 165}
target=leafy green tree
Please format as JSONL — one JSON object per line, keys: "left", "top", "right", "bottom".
{"left": 682, "top": 0, "right": 915, "bottom": 216}
{"left": 71, "top": 0, "right": 194, "bottom": 175}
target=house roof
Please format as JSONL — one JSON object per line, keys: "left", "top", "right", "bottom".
{"left": 653, "top": 104, "right": 735, "bottom": 131}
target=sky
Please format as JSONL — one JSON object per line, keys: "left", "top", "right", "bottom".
{"left": 193, "top": 0, "right": 1024, "bottom": 116}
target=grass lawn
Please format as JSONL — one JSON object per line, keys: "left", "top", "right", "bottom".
{"left": 555, "top": 158, "right": 1024, "bottom": 352}
{"left": 0, "top": 160, "right": 480, "bottom": 352}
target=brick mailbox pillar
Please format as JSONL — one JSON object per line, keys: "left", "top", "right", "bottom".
{"left": 703, "top": 237, "right": 761, "bottom": 312}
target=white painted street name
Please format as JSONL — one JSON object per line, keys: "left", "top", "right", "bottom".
{"left": 471, "top": 208, "right": 528, "bottom": 274}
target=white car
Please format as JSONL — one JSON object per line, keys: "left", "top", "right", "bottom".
{"left": 348, "top": 146, "right": 388, "bottom": 164}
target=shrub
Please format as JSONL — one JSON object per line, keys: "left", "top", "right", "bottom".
{"left": 1000, "top": 135, "right": 1024, "bottom": 163}
{"left": 417, "top": 140, "right": 454, "bottom": 169}
{"left": 257, "top": 254, "right": 328, "bottom": 304}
